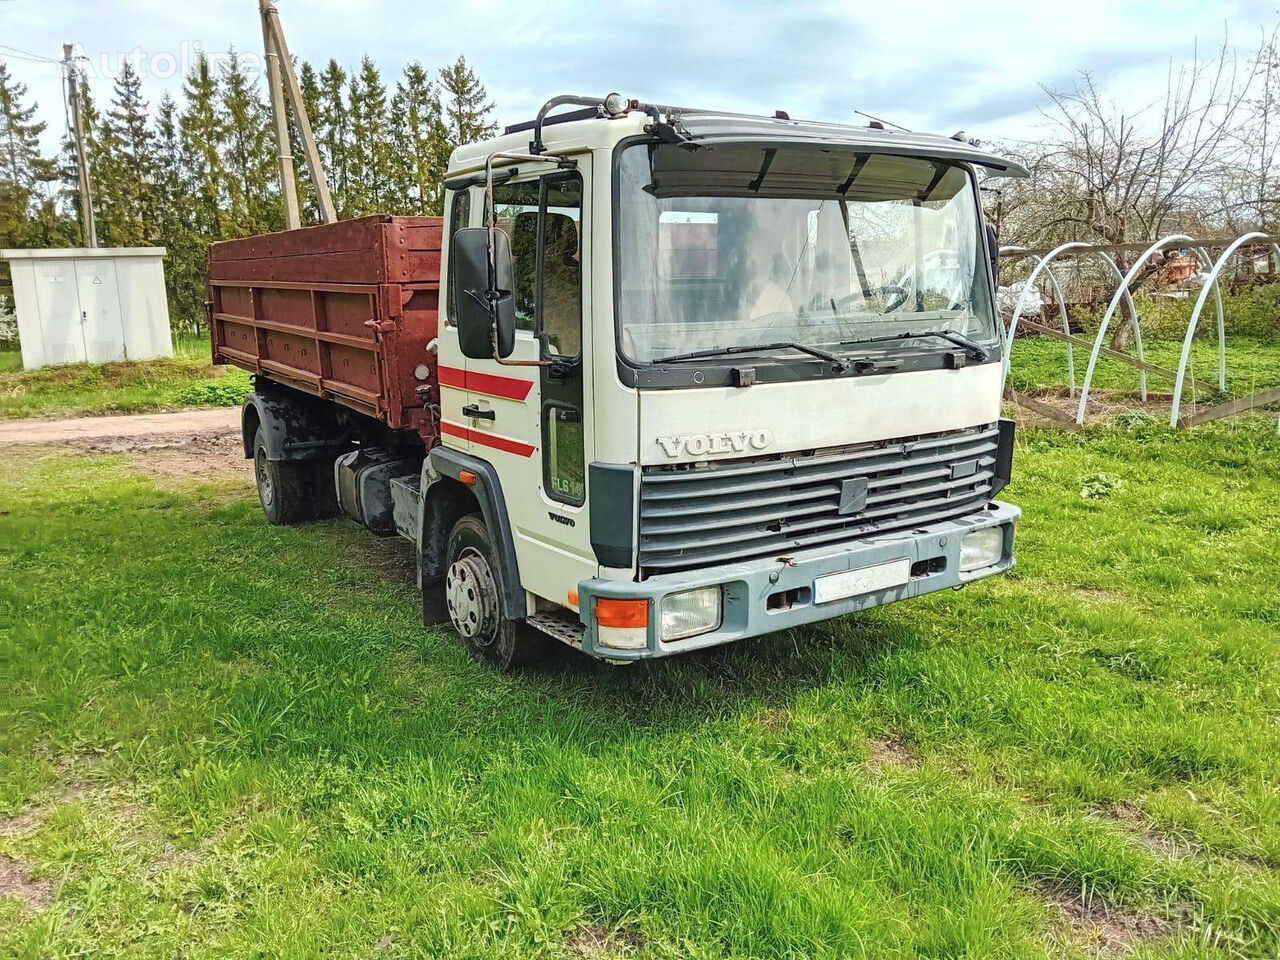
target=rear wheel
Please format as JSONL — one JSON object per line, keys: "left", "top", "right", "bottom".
{"left": 444, "top": 514, "right": 546, "bottom": 670}
{"left": 253, "top": 427, "right": 313, "bottom": 525}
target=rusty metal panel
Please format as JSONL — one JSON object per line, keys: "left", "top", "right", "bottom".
{"left": 208, "top": 215, "right": 443, "bottom": 443}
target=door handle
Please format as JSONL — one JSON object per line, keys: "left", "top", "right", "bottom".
{"left": 462, "top": 404, "right": 495, "bottom": 421}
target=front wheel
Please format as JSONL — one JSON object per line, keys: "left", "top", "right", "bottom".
{"left": 444, "top": 514, "right": 546, "bottom": 670}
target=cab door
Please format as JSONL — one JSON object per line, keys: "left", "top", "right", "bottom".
{"left": 438, "top": 185, "right": 475, "bottom": 456}
{"left": 460, "top": 161, "right": 596, "bottom": 610}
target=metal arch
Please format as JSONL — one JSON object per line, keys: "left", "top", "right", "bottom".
{"left": 1000, "top": 242, "right": 1142, "bottom": 397}
{"left": 1075, "top": 234, "right": 1201, "bottom": 424}
{"left": 1189, "top": 245, "right": 1227, "bottom": 392}
{"left": 1169, "top": 232, "right": 1270, "bottom": 427}
{"left": 999, "top": 246, "right": 1076, "bottom": 394}
{"left": 1095, "top": 250, "right": 1146, "bottom": 401}
{"left": 1002, "top": 241, "right": 1086, "bottom": 372}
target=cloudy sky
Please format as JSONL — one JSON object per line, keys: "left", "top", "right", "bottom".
{"left": 2, "top": 0, "right": 1277, "bottom": 156}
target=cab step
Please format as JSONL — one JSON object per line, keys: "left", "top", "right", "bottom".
{"left": 526, "top": 610, "right": 585, "bottom": 648}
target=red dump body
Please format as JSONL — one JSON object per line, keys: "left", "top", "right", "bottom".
{"left": 208, "top": 215, "right": 443, "bottom": 441}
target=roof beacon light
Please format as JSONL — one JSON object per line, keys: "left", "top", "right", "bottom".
{"left": 603, "top": 92, "right": 629, "bottom": 118}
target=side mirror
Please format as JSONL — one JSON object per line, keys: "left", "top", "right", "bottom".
{"left": 985, "top": 222, "right": 1000, "bottom": 287}
{"left": 450, "top": 226, "right": 516, "bottom": 359}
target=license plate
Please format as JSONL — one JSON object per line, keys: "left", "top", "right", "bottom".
{"left": 813, "top": 558, "right": 910, "bottom": 604}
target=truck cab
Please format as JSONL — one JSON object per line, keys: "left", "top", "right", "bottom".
{"left": 431, "top": 96, "right": 1026, "bottom": 664}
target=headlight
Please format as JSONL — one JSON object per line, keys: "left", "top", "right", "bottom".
{"left": 960, "top": 527, "right": 1004, "bottom": 572}
{"left": 660, "top": 587, "right": 722, "bottom": 641}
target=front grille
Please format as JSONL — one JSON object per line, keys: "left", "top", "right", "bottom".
{"left": 639, "top": 423, "right": 1000, "bottom": 576}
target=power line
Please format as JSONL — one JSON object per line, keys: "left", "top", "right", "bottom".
{"left": 0, "top": 43, "right": 62, "bottom": 64}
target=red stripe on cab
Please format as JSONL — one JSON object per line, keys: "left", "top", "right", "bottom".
{"left": 437, "top": 365, "right": 533, "bottom": 401}
{"left": 441, "top": 421, "right": 536, "bottom": 457}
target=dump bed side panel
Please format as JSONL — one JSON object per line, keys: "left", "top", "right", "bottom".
{"left": 209, "top": 216, "right": 442, "bottom": 439}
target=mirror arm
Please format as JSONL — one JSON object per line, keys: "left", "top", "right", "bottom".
{"left": 491, "top": 326, "right": 553, "bottom": 368}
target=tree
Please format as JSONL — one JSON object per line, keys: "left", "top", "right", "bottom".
{"left": 0, "top": 59, "right": 58, "bottom": 250}
{"left": 1240, "top": 22, "right": 1280, "bottom": 233}
{"left": 346, "top": 56, "right": 393, "bottom": 216}
{"left": 96, "top": 61, "right": 155, "bottom": 246}
{"left": 390, "top": 62, "right": 448, "bottom": 215}
{"left": 317, "top": 59, "right": 350, "bottom": 217}
{"left": 439, "top": 56, "right": 495, "bottom": 147}
{"left": 219, "top": 50, "right": 280, "bottom": 236}
{"left": 179, "top": 53, "right": 227, "bottom": 240}
{"left": 154, "top": 92, "right": 206, "bottom": 330}
{"left": 293, "top": 59, "right": 325, "bottom": 223}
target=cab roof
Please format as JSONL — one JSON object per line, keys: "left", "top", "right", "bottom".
{"left": 449, "top": 102, "right": 1029, "bottom": 178}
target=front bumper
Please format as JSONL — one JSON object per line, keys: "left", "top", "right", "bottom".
{"left": 577, "top": 500, "right": 1019, "bottom": 660}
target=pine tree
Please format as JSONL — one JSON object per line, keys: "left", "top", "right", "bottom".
{"left": 317, "top": 59, "right": 350, "bottom": 217}
{"left": 154, "top": 92, "right": 205, "bottom": 330}
{"left": 179, "top": 54, "right": 227, "bottom": 240}
{"left": 0, "top": 59, "right": 58, "bottom": 250}
{"left": 390, "top": 62, "right": 449, "bottom": 215}
{"left": 219, "top": 49, "right": 280, "bottom": 236}
{"left": 347, "top": 56, "right": 393, "bottom": 216}
{"left": 439, "top": 56, "right": 496, "bottom": 147}
{"left": 293, "top": 60, "right": 324, "bottom": 223}
{"left": 96, "top": 61, "right": 155, "bottom": 246}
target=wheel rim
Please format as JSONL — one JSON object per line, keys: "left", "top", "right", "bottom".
{"left": 255, "top": 447, "right": 275, "bottom": 508}
{"left": 446, "top": 547, "right": 499, "bottom": 645}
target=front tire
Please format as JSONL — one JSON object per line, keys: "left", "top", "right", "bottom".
{"left": 444, "top": 514, "right": 546, "bottom": 670}
{"left": 253, "top": 427, "right": 314, "bottom": 525}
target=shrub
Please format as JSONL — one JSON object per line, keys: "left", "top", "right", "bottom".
{"left": 175, "top": 379, "right": 248, "bottom": 407}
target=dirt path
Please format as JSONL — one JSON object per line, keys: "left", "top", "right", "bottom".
{"left": 0, "top": 408, "right": 239, "bottom": 446}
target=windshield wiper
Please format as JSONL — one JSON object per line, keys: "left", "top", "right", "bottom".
{"left": 838, "top": 329, "right": 991, "bottom": 362}
{"left": 656, "top": 340, "right": 849, "bottom": 370}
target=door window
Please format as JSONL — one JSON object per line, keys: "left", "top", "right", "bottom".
{"left": 488, "top": 179, "right": 541, "bottom": 332}
{"left": 445, "top": 187, "right": 472, "bottom": 325}
{"left": 545, "top": 405, "right": 585, "bottom": 504}
{"left": 538, "top": 177, "right": 583, "bottom": 358}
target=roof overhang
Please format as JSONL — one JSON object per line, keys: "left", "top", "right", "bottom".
{"left": 677, "top": 115, "right": 1030, "bottom": 178}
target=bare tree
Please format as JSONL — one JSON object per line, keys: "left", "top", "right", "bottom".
{"left": 1003, "top": 35, "right": 1259, "bottom": 253}
{"left": 988, "top": 31, "right": 1274, "bottom": 344}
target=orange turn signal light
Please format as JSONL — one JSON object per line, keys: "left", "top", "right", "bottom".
{"left": 458, "top": 470, "right": 479, "bottom": 486}
{"left": 594, "top": 597, "right": 648, "bottom": 629}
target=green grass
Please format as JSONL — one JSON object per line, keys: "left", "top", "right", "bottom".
{"left": 0, "top": 337, "right": 251, "bottom": 419}
{"left": 2, "top": 421, "right": 1279, "bottom": 957}
{"left": 1008, "top": 335, "right": 1280, "bottom": 404}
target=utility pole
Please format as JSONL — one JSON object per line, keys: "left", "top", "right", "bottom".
{"left": 259, "top": 0, "right": 336, "bottom": 227}
{"left": 259, "top": 1, "right": 300, "bottom": 229}
{"left": 63, "top": 44, "right": 97, "bottom": 248}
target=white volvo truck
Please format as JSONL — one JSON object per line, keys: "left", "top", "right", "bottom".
{"left": 212, "top": 94, "right": 1027, "bottom": 669}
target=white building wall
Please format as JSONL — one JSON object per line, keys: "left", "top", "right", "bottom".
{"left": 0, "top": 248, "right": 173, "bottom": 370}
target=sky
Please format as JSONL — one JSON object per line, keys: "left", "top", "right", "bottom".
{"left": 2, "top": 0, "right": 1278, "bottom": 159}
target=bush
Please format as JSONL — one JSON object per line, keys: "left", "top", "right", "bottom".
{"left": 175, "top": 379, "right": 249, "bottom": 407}
{"left": 1066, "top": 283, "right": 1280, "bottom": 341}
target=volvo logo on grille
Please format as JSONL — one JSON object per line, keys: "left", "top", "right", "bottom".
{"left": 655, "top": 430, "right": 773, "bottom": 458}
{"left": 838, "top": 477, "right": 869, "bottom": 515}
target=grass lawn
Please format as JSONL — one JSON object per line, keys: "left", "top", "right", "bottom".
{"left": 1007, "top": 335, "right": 1280, "bottom": 403}
{"left": 2, "top": 421, "right": 1279, "bottom": 958}
{"left": 0, "top": 337, "right": 251, "bottom": 419}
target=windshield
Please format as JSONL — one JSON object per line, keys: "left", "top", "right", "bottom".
{"left": 615, "top": 143, "right": 997, "bottom": 365}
